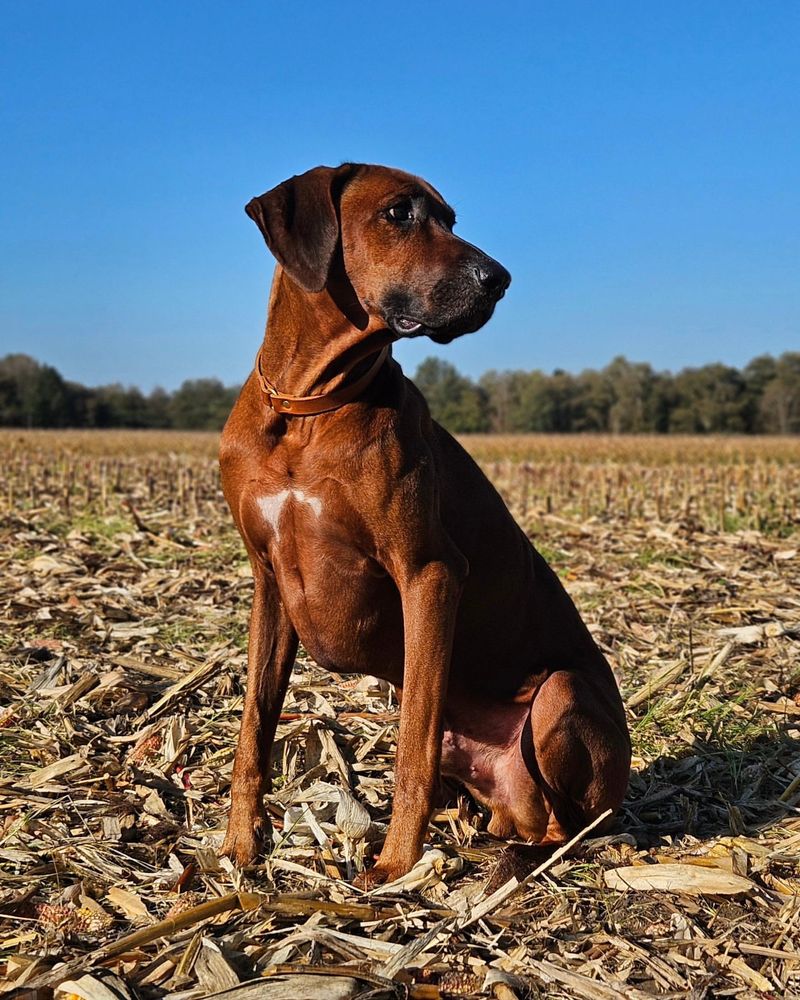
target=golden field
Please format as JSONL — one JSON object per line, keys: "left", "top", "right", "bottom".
{"left": 1, "top": 429, "right": 799, "bottom": 998}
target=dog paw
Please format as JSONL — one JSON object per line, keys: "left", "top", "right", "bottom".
{"left": 352, "top": 857, "right": 415, "bottom": 890}
{"left": 486, "top": 809, "right": 516, "bottom": 839}
{"left": 220, "top": 810, "right": 271, "bottom": 867}
{"left": 353, "top": 864, "right": 394, "bottom": 890}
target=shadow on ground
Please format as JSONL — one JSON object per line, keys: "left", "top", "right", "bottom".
{"left": 622, "top": 727, "right": 800, "bottom": 847}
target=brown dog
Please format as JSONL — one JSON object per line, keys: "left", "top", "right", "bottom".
{"left": 220, "top": 163, "right": 630, "bottom": 883}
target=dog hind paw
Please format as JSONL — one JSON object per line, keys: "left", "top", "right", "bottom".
{"left": 352, "top": 862, "right": 403, "bottom": 890}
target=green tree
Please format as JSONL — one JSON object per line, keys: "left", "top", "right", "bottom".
{"left": 413, "top": 358, "right": 490, "bottom": 433}
{"left": 170, "top": 378, "right": 239, "bottom": 429}
{"left": 0, "top": 354, "right": 74, "bottom": 426}
{"left": 146, "top": 387, "right": 173, "bottom": 428}
{"left": 760, "top": 353, "right": 800, "bottom": 433}
{"left": 91, "top": 384, "right": 152, "bottom": 427}
{"left": 572, "top": 368, "right": 613, "bottom": 431}
{"left": 670, "top": 364, "right": 749, "bottom": 433}
{"left": 480, "top": 369, "right": 562, "bottom": 431}
{"left": 30, "top": 364, "right": 73, "bottom": 427}
{"left": 743, "top": 355, "right": 778, "bottom": 431}
{"left": 604, "top": 357, "right": 653, "bottom": 433}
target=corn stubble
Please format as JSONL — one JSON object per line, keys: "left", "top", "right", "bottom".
{"left": 1, "top": 428, "right": 799, "bottom": 998}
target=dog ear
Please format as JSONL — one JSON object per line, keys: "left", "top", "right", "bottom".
{"left": 245, "top": 165, "right": 354, "bottom": 293}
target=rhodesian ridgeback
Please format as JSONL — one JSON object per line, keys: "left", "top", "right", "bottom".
{"left": 220, "top": 163, "right": 630, "bottom": 883}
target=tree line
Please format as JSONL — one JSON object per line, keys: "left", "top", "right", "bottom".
{"left": 415, "top": 353, "right": 800, "bottom": 434}
{"left": 0, "top": 354, "right": 238, "bottom": 430}
{"left": 1, "top": 351, "right": 798, "bottom": 434}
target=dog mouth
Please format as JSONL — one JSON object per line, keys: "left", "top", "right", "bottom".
{"left": 390, "top": 316, "right": 425, "bottom": 335}
{"left": 386, "top": 285, "right": 504, "bottom": 342}
{"left": 387, "top": 306, "right": 497, "bottom": 343}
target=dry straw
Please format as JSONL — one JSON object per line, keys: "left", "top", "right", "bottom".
{"left": 1, "top": 429, "right": 800, "bottom": 997}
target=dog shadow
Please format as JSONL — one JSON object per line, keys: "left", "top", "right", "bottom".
{"left": 621, "top": 726, "right": 800, "bottom": 847}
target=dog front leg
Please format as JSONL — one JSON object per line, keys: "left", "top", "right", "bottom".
{"left": 372, "top": 553, "right": 466, "bottom": 883}
{"left": 222, "top": 564, "right": 297, "bottom": 866}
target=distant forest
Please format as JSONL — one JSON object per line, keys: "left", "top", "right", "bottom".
{"left": 1, "top": 351, "right": 799, "bottom": 434}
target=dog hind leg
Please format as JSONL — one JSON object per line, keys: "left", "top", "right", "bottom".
{"left": 524, "top": 669, "right": 630, "bottom": 842}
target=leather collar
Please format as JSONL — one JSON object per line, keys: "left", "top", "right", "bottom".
{"left": 255, "top": 346, "right": 389, "bottom": 416}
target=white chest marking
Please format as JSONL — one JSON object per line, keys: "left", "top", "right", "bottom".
{"left": 257, "top": 489, "right": 322, "bottom": 540}
{"left": 257, "top": 490, "right": 290, "bottom": 538}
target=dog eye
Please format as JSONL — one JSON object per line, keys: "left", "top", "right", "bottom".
{"left": 386, "top": 202, "right": 414, "bottom": 223}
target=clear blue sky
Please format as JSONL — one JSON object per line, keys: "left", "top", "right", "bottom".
{"left": 1, "top": 1, "right": 798, "bottom": 391}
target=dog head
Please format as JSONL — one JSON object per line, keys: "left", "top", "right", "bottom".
{"left": 246, "top": 163, "right": 510, "bottom": 344}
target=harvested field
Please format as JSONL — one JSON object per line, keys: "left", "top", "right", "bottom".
{"left": 1, "top": 429, "right": 800, "bottom": 999}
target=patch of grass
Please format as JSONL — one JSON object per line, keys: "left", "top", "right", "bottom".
{"left": 533, "top": 542, "right": 572, "bottom": 575}
{"left": 72, "top": 512, "right": 130, "bottom": 539}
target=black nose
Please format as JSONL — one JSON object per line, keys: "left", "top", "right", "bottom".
{"left": 473, "top": 259, "right": 511, "bottom": 295}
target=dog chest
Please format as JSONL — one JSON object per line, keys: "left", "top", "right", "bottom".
{"left": 256, "top": 488, "right": 323, "bottom": 542}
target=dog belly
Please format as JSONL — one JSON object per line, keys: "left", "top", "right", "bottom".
{"left": 441, "top": 694, "right": 551, "bottom": 841}
{"left": 441, "top": 696, "right": 528, "bottom": 787}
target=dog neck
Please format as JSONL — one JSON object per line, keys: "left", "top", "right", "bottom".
{"left": 257, "top": 267, "right": 394, "bottom": 411}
